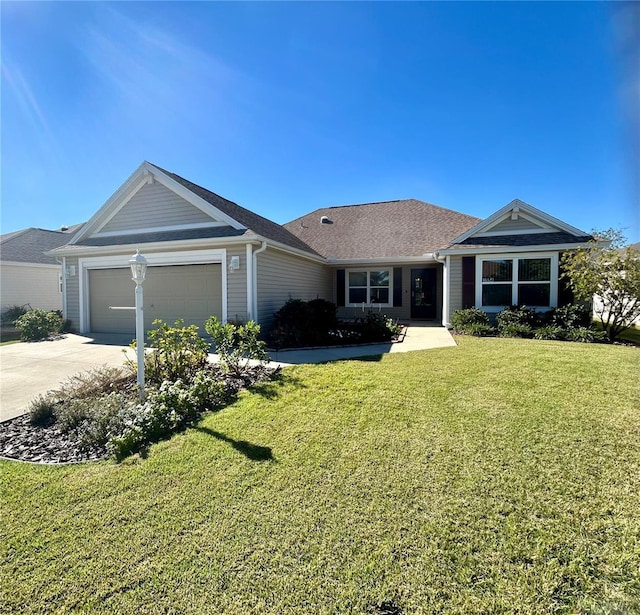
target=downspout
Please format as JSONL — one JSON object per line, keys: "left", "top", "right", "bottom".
{"left": 252, "top": 241, "right": 267, "bottom": 324}
{"left": 434, "top": 251, "right": 450, "bottom": 328}
{"left": 56, "top": 257, "right": 67, "bottom": 319}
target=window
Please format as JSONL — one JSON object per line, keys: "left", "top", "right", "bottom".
{"left": 347, "top": 270, "right": 391, "bottom": 306}
{"left": 477, "top": 254, "right": 557, "bottom": 310}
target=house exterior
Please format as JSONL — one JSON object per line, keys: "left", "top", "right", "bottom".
{"left": 0, "top": 225, "right": 83, "bottom": 314}
{"left": 48, "top": 161, "right": 593, "bottom": 336}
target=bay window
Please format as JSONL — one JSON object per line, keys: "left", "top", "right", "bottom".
{"left": 478, "top": 253, "right": 557, "bottom": 310}
{"left": 347, "top": 269, "right": 391, "bottom": 307}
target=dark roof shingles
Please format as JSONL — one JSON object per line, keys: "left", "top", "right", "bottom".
{"left": 0, "top": 227, "right": 84, "bottom": 264}
{"left": 450, "top": 232, "right": 594, "bottom": 249}
{"left": 153, "top": 166, "right": 319, "bottom": 255}
{"left": 284, "top": 199, "right": 481, "bottom": 259}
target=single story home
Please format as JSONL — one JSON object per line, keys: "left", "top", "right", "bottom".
{"left": 0, "top": 225, "right": 83, "bottom": 315}
{"left": 47, "top": 161, "right": 594, "bottom": 336}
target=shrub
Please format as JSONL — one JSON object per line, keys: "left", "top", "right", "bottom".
{"left": 496, "top": 305, "right": 540, "bottom": 330}
{"left": 205, "top": 317, "right": 268, "bottom": 376}
{"left": 565, "top": 327, "right": 608, "bottom": 344}
{"left": 498, "top": 323, "right": 534, "bottom": 338}
{"left": 357, "top": 311, "right": 396, "bottom": 342}
{"left": 28, "top": 394, "right": 57, "bottom": 427}
{"left": 450, "top": 308, "right": 490, "bottom": 333}
{"left": 139, "top": 319, "right": 210, "bottom": 384}
{"left": 464, "top": 323, "right": 496, "bottom": 337}
{"left": 108, "top": 374, "right": 226, "bottom": 460}
{"left": 1, "top": 304, "right": 30, "bottom": 325}
{"left": 545, "top": 304, "right": 592, "bottom": 329}
{"left": 14, "top": 309, "right": 63, "bottom": 341}
{"left": 534, "top": 326, "right": 567, "bottom": 341}
{"left": 58, "top": 393, "right": 132, "bottom": 452}
{"left": 306, "top": 299, "right": 338, "bottom": 341}
{"left": 55, "top": 366, "right": 132, "bottom": 402}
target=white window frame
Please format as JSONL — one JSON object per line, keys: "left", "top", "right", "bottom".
{"left": 475, "top": 252, "right": 558, "bottom": 312}
{"left": 345, "top": 268, "right": 393, "bottom": 308}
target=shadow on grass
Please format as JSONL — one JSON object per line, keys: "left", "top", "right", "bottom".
{"left": 248, "top": 369, "right": 306, "bottom": 399}
{"left": 196, "top": 426, "right": 275, "bottom": 462}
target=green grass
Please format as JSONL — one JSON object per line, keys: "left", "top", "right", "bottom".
{"left": 2, "top": 337, "right": 639, "bottom": 614}
{"left": 619, "top": 325, "right": 640, "bottom": 345}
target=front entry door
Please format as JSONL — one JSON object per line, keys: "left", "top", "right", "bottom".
{"left": 410, "top": 268, "right": 437, "bottom": 319}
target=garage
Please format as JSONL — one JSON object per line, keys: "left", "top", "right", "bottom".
{"left": 89, "top": 264, "right": 222, "bottom": 334}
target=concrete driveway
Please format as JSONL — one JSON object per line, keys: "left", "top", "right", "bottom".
{"left": 1, "top": 325, "right": 456, "bottom": 422}
{"left": 0, "top": 334, "right": 135, "bottom": 422}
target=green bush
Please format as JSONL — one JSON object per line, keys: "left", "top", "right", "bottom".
{"left": 139, "top": 319, "right": 209, "bottom": 384}
{"left": 14, "top": 309, "right": 63, "bottom": 341}
{"left": 565, "top": 327, "right": 608, "bottom": 344}
{"left": 464, "top": 323, "right": 496, "bottom": 337}
{"left": 108, "top": 373, "right": 227, "bottom": 460}
{"left": 498, "top": 323, "right": 534, "bottom": 338}
{"left": 1, "top": 304, "right": 30, "bottom": 325}
{"left": 545, "top": 304, "right": 591, "bottom": 329}
{"left": 450, "top": 308, "right": 490, "bottom": 333}
{"left": 28, "top": 394, "right": 57, "bottom": 427}
{"left": 496, "top": 305, "right": 540, "bottom": 330}
{"left": 533, "top": 326, "right": 567, "bottom": 341}
{"left": 58, "top": 393, "right": 132, "bottom": 452}
{"left": 205, "top": 317, "right": 268, "bottom": 376}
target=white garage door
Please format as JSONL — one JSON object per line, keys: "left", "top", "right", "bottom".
{"left": 89, "top": 264, "right": 222, "bottom": 334}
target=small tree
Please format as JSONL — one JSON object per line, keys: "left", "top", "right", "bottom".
{"left": 561, "top": 229, "right": 640, "bottom": 342}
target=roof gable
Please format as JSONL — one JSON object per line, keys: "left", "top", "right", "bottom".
{"left": 71, "top": 162, "right": 245, "bottom": 245}
{"left": 452, "top": 199, "right": 588, "bottom": 245}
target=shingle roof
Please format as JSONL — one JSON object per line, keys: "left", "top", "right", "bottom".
{"left": 0, "top": 226, "right": 84, "bottom": 265}
{"left": 152, "top": 166, "right": 320, "bottom": 255}
{"left": 448, "top": 232, "right": 594, "bottom": 250}
{"left": 283, "top": 199, "right": 482, "bottom": 259}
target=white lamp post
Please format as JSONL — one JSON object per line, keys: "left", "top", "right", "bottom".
{"left": 129, "top": 250, "right": 148, "bottom": 400}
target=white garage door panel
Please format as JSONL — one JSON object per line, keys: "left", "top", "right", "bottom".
{"left": 89, "top": 264, "right": 222, "bottom": 334}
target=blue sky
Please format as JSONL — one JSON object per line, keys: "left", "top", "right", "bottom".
{"left": 2, "top": 1, "right": 638, "bottom": 242}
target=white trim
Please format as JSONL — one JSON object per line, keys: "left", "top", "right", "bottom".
{"left": 344, "top": 267, "right": 394, "bottom": 308}
{"left": 475, "top": 252, "right": 558, "bottom": 312}
{"left": 478, "top": 210, "right": 553, "bottom": 236}
{"left": 476, "top": 228, "right": 557, "bottom": 238}
{"left": 442, "top": 255, "right": 450, "bottom": 326}
{"left": 245, "top": 244, "right": 254, "bottom": 320}
{"left": 437, "top": 242, "right": 592, "bottom": 256}
{"left": 91, "top": 221, "right": 228, "bottom": 239}
{"left": 328, "top": 254, "right": 438, "bottom": 266}
{"left": 0, "top": 261, "right": 61, "bottom": 269}
{"left": 78, "top": 248, "right": 227, "bottom": 333}
{"left": 451, "top": 200, "right": 588, "bottom": 245}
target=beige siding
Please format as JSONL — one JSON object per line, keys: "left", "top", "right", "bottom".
{"left": 256, "top": 248, "right": 332, "bottom": 330}
{"left": 100, "top": 181, "right": 215, "bottom": 233}
{"left": 65, "top": 258, "right": 81, "bottom": 330}
{"left": 226, "top": 246, "right": 249, "bottom": 322}
{"left": 484, "top": 216, "right": 546, "bottom": 233}
{"left": 0, "top": 264, "right": 62, "bottom": 312}
{"left": 448, "top": 255, "right": 463, "bottom": 321}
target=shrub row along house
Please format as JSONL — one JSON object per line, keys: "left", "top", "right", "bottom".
{"left": 42, "top": 161, "right": 593, "bottom": 336}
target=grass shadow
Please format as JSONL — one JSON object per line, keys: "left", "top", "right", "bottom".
{"left": 196, "top": 426, "right": 275, "bottom": 462}
{"left": 248, "top": 369, "right": 306, "bottom": 399}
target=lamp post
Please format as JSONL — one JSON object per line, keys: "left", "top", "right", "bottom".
{"left": 129, "top": 250, "right": 148, "bottom": 400}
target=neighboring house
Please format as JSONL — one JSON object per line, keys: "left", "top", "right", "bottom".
{"left": 47, "top": 161, "right": 594, "bottom": 336}
{"left": 0, "top": 225, "right": 83, "bottom": 314}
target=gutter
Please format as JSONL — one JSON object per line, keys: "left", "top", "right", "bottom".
{"left": 433, "top": 250, "right": 451, "bottom": 328}
{"left": 251, "top": 241, "right": 268, "bottom": 323}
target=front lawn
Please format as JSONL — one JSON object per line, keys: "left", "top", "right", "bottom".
{"left": 2, "top": 337, "right": 639, "bottom": 614}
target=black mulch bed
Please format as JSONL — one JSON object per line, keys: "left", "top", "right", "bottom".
{"left": 0, "top": 365, "right": 278, "bottom": 465}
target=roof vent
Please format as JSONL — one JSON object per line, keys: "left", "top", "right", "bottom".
{"left": 60, "top": 225, "right": 69, "bottom": 231}
{"left": 320, "top": 215, "right": 333, "bottom": 225}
